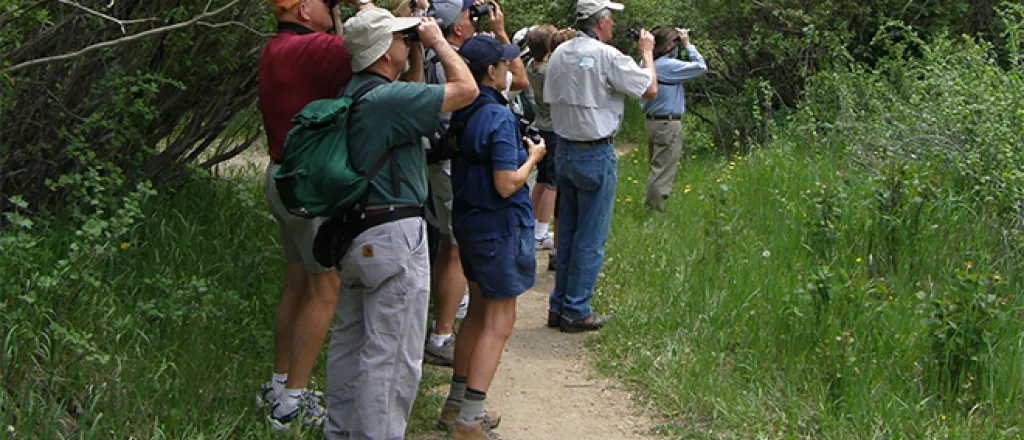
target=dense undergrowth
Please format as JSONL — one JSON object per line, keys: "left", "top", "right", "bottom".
{"left": 596, "top": 30, "right": 1023, "bottom": 439}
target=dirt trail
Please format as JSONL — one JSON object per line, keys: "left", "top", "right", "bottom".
{"left": 414, "top": 248, "right": 660, "bottom": 440}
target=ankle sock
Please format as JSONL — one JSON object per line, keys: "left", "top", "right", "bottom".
{"left": 535, "top": 222, "right": 549, "bottom": 240}
{"left": 429, "top": 332, "right": 453, "bottom": 348}
{"left": 445, "top": 375, "right": 467, "bottom": 406}
{"left": 270, "top": 372, "right": 288, "bottom": 400}
{"left": 273, "top": 388, "right": 302, "bottom": 417}
{"left": 456, "top": 388, "right": 486, "bottom": 423}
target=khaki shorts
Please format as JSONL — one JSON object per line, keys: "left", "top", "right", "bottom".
{"left": 427, "top": 162, "right": 457, "bottom": 246}
{"left": 263, "top": 163, "right": 332, "bottom": 274}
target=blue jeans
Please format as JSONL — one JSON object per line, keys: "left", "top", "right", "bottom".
{"left": 549, "top": 139, "right": 616, "bottom": 321}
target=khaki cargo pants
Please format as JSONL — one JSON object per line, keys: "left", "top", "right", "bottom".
{"left": 323, "top": 217, "right": 430, "bottom": 440}
{"left": 643, "top": 120, "right": 684, "bottom": 211}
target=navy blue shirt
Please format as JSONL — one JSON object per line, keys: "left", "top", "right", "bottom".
{"left": 451, "top": 87, "right": 535, "bottom": 241}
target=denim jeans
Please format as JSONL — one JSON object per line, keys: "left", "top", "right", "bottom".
{"left": 549, "top": 139, "right": 616, "bottom": 321}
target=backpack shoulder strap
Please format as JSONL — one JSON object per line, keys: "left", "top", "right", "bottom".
{"left": 452, "top": 98, "right": 504, "bottom": 164}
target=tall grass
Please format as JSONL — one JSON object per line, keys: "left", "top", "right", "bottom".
{"left": 0, "top": 171, "right": 447, "bottom": 438}
{"left": 595, "top": 34, "right": 1024, "bottom": 439}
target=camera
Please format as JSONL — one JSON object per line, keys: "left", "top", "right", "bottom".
{"left": 522, "top": 125, "right": 542, "bottom": 146}
{"left": 468, "top": 2, "right": 490, "bottom": 20}
{"left": 402, "top": 28, "right": 420, "bottom": 43}
{"left": 625, "top": 28, "right": 640, "bottom": 40}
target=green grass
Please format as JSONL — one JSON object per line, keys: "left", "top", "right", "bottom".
{"left": 594, "top": 100, "right": 1024, "bottom": 438}
{"left": 0, "top": 173, "right": 450, "bottom": 438}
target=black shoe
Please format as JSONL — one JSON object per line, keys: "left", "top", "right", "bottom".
{"left": 547, "top": 253, "right": 556, "bottom": 271}
{"left": 559, "top": 314, "right": 610, "bottom": 333}
{"left": 546, "top": 311, "right": 561, "bottom": 328}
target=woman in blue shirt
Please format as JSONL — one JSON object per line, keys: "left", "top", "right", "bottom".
{"left": 439, "top": 34, "right": 546, "bottom": 439}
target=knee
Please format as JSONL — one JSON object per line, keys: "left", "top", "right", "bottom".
{"left": 308, "top": 272, "right": 339, "bottom": 305}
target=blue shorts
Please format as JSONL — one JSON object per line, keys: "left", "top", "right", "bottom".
{"left": 458, "top": 226, "right": 536, "bottom": 300}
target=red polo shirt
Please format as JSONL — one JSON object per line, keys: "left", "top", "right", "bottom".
{"left": 258, "top": 22, "right": 352, "bottom": 161}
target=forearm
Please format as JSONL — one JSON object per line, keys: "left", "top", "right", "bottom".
{"left": 401, "top": 43, "right": 424, "bottom": 82}
{"left": 494, "top": 30, "right": 528, "bottom": 91}
{"left": 494, "top": 155, "right": 542, "bottom": 198}
{"left": 641, "top": 53, "right": 658, "bottom": 98}
{"left": 433, "top": 41, "right": 477, "bottom": 112}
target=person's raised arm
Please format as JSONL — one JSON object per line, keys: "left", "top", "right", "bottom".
{"left": 417, "top": 18, "right": 478, "bottom": 112}
{"left": 488, "top": 1, "right": 528, "bottom": 92}
{"left": 637, "top": 29, "right": 658, "bottom": 99}
{"left": 401, "top": 41, "right": 424, "bottom": 82}
{"left": 494, "top": 136, "right": 546, "bottom": 198}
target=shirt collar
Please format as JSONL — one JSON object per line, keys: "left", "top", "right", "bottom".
{"left": 277, "top": 22, "right": 315, "bottom": 35}
{"left": 478, "top": 86, "right": 509, "bottom": 106}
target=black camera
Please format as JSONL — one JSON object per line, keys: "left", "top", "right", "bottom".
{"left": 468, "top": 2, "right": 490, "bottom": 20}
{"left": 402, "top": 28, "right": 420, "bottom": 43}
{"left": 523, "top": 125, "right": 542, "bottom": 146}
{"left": 625, "top": 28, "right": 640, "bottom": 40}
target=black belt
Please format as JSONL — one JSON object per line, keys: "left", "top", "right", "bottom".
{"left": 564, "top": 136, "right": 612, "bottom": 146}
{"left": 646, "top": 114, "right": 681, "bottom": 121}
{"left": 312, "top": 206, "right": 425, "bottom": 268}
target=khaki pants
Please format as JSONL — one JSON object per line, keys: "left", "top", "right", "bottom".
{"left": 643, "top": 120, "right": 683, "bottom": 211}
{"left": 323, "top": 217, "right": 431, "bottom": 440}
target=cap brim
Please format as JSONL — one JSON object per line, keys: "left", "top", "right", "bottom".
{"left": 389, "top": 17, "right": 420, "bottom": 32}
{"left": 498, "top": 43, "right": 520, "bottom": 61}
{"left": 606, "top": 1, "right": 624, "bottom": 11}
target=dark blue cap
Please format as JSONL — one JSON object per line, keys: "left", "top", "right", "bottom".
{"left": 459, "top": 35, "right": 519, "bottom": 75}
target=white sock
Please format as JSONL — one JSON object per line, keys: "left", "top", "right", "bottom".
{"left": 429, "top": 332, "right": 453, "bottom": 348}
{"left": 271, "top": 373, "right": 288, "bottom": 400}
{"left": 274, "top": 388, "right": 302, "bottom": 416}
{"left": 535, "top": 222, "right": 549, "bottom": 240}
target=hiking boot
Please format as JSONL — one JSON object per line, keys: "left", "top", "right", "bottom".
{"left": 424, "top": 335, "right": 455, "bottom": 367}
{"left": 267, "top": 390, "right": 326, "bottom": 432}
{"left": 546, "top": 311, "right": 561, "bottom": 328}
{"left": 535, "top": 233, "right": 554, "bottom": 250}
{"left": 560, "top": 314, "right": 611, "bottom": 333}
{"left": 438, "top": 403, "right": 501, "bottom": 432}
{"left": 449, "top": 417, "right": 503, "bottom": 440}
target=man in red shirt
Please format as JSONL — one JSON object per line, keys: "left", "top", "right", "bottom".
{"left": 255, "top": 0, "right": 352, "bottom": 432}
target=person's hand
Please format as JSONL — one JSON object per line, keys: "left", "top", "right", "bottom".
{"left": 637, "top": 29, "right": 655, "bottom": 54}
{"left": 416, "top": 17, "right": 444, "bottom": 48}
{"left": 412, "top": 0, "right": 429, "bottom": 14}
{"left": 525, "top": 136, "right": 546, "bottom": 161}
{"left": 676, "top": 28, "right": 690, "bottom": 46}
{"left": 486, "top": 0, "right": 506, "bottom": 36}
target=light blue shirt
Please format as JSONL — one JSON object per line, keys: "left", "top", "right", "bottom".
{"left": 640, "top": 45, "right": 707, "bottom": 116}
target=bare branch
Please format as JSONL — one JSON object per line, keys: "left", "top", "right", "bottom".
{"left": 3, "top": 0, "right": 241, "bottom": 74}
{"left": 56, "top": 0, "right": 161, "bottom": 34}
{"left": 196, "top": 21, "right": 273, "bottom": 37}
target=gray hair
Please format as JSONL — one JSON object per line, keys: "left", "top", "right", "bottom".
{"left": 575, "top": 8, "right": 611, "bottom": 33}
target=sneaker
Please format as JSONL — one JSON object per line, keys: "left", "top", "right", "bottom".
{"left": 438, "top": 403, "right": 502, "bottom": 433}
{"left": 535, "top": 233, "right": 554, "bottom": 250}
{"left": 455, "top": 291, "right": 469, "bottom": 320}
{"left": 266, "top": 390, "right": 326, "bottom": 432}
{"left": 424, "top": 335, "right": 455, "bottom": 366}
{"left": 547, "top": 250, "right": 556, "bottom": 271}
{"left": 254, "top": 381, "right": 277, "bottom": 409}
{"left": 559, "top": 314, "right": 611, "bottom": 333}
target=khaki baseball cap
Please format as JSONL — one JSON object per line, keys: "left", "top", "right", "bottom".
{"left": 575, "top": 0, "right": 624, "bottom": 20}
{"left": 344, "top": 7, "right": 421, "bottom": 72}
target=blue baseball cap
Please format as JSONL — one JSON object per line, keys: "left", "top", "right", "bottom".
{"left": 429, "top": 0, "right": 473, "bottom": 28}
{"left": 459, "top": 35, "right": 519, "bottom": 75}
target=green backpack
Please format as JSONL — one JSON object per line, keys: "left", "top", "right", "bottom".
{"left": 273, "top": 78, "right": 394, "bottom": 218}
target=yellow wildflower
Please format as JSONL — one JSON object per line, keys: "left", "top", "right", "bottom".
{"left": 120, "top": 242, "right": 130, "bottom": 249}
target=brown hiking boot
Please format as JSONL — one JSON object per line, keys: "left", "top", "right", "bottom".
{"left": 547, "top": 311, "right": 561, "bottom": 328}
{"left": 450, "top": 418, "right": 502, "bottom": 440}
{"left": 560, "top": 314, "right": 611, "bottom": 333}
{"left": 424, "top": 335, "right": 455, "bottom": 367}
{"left": 438, "top": 403, "right": 501, "bottom": 432}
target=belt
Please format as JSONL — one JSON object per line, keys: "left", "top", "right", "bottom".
{"left": 362, "top": 205, "right": 421, "bottom": 217}
{"left": 645, "top": 114, "right": 681, "bottom": 121}
{"left": 564, "top": 136, "right": 612, "bottom": 146}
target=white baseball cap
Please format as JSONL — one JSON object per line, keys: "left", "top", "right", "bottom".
{"left": 344, "top": 7, "right": 421, "bottom": 72}
{"left": 575, "top": 0, "right": 624, "bottom": 20}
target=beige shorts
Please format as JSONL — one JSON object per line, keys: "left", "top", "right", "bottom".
{"left": 263, "top": 162, "right": 332, "bottom": 273}
{"left": 427, "top": 162, "right": 457, "bottom": 246}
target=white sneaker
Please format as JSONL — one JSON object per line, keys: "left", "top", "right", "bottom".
{"left": 455, "top": 290, "right": 469, "bottom": 319}
{"left": 535, "top": 233, "right": 554, "bottom": 250}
